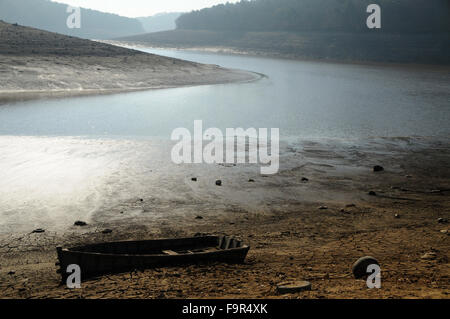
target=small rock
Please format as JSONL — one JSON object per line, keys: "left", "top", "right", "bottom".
{"left": 139, "top": 199, "right": 144, "bottom": 202}
{"left": 215, "top": 180, "right": 222, "bottom": 186}
{"left": 277, "top": 281, "right": 311, "bottom": 294}
{"left": 346, "top": 204, "right": 356, "bottom": 208}
{"left": 120, "top": 211, "right": 124, "bottom": 214}
{"left": 373, "top": 165, "right": 384, "bottom": 172}
{"left": 301, "top": 177, "right": 309, "bottom": 182}
{"left": 437, "top": 218, "right": 448, "bottom": 224}
{"left": 319, "top": 206, "right": 328, "bottom": 210}
{"left": 191, "top": 177, "right": 197, "bottom": 182}
{"left": 440, "top": 229, "right": 448, "bottom": 234}
{"left": 74, "top": 221, "right": 87, "bottom": 227}
{"left": 102, "top": 229, "right": 113, "bottom": 234}
{"left": 368, "top": 191, "right": 377, "bottom": 196}
{"left": 8, "top": 271, "right": 15, "bottom": 275}
{"left": 32, "top": 228, "right": 45, "bottom": 234}
{"left": 352, "top": 256, "right": 379, "bottom": 279}
{"left": 394, "top": 214, "right": 400, "bottom": 219}
{"left": 421, "top": 252, "right": 437, "bottom": 260}
{"left": 248, "top": 179, "right": 255, "bottom": 183}
{"left": 406, "top": 175, "right": 412, "bottom": 178}
{"left": 195, "top": 216, "right": 203, "bottom": 220}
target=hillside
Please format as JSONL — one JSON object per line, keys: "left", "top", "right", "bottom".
{"left": 0, "top": 0, "right": 145, "bottom": 39}
{"left": 138, "top": 13, "right": 183, "bottom": 33}
{"left": 176, "top": 0, "right": 449, "bottom": 33}
{"left": 0, "top": 21, "right": 256, "bottom": 100}
{"left": 117, "top": 0, "right": 450, "bottom": 64}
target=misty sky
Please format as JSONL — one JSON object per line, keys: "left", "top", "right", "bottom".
{"left": 52, "top": 0, "right": 241, "bottom": 17}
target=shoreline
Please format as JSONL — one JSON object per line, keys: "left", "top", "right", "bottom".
{"left": 0, "top": 136, "right": 448, "bottom": 298}
{"left": 0, "top": 69, "right": 262, "bottom": 105}
{"left": 0, "top": 21, "right": 260, "bottom": 104}
{"left": 105, "top": 40, "right": 450, "bottom": 72}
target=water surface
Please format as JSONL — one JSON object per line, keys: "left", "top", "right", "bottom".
{"left": 1, "top": 49, "right": 449, "bottom": 233}
{"left": 1, "top": 48, "right": 449, "bottom": 138}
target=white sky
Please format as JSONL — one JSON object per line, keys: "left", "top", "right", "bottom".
{"left": 52, "top": 0, "right": 241, "bottom": 18}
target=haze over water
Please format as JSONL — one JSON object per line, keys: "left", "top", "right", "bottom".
{"left": 1, "top": 48, "right": 449, "bottom": 139}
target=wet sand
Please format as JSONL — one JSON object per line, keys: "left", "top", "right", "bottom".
{"left": 0, "top": 137, "right": 448, "bottom": 299}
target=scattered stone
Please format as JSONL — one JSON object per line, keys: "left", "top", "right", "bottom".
{"left": 215, "top": 180, "right": 222, "bottom": 186}
{"left": 346, "top": 204, "right": 356, "bottom": 208}
{"left": 394, "top": 214, "right": 400, "bottom": 219}
{"left": 437, "top": 218, "right": 448, "bottom": 224}
{"left": 191, "top": 177, "right": 197, "bottom": 182}
{"left": 368, "top": 191, "right": 377, "bottom": 196}
{"left": 248, "top": 179, "right": 255, "bottom": 183}
{"left": 352, "top": 256, "right": 379, "bottom": 279}
{"left": 32, "top": 228, "right": 45, "bottom": 234}
{"left": 195, "top": 216, "right": 204, "bottom": 220}
{"left": 406, "top": 175, "right": 412, "bottom": 178}
{"left": 440, "top": 229, "right": 448, "bottom": 234}
{"left": 74, "top": 221, "right": 87, "bottom": 227}
{"left": 276, "top": 281, "right": 312, "bottom": 294}
{"left": 8, "top": 271, "right": 15, "bottom": 275}
{"left": 319, "top": 206, "right": 328, "bottom": 210}
{"left": 373, "top": 165, "right": 384, "bottom": 172}
{"left": 139, "top": 198, "right": 144, "bottom": 202}
{"left": 102, "top": 229, "right": 113, "bottom": 234}
{"left": 120, "top": 211, "right": 124, "bottom": 214}
{"left": 301, "top": 177, "right": 309, "bottom": 182}
{"left": 421, "top": 252, "right": 437, "bottom": 260}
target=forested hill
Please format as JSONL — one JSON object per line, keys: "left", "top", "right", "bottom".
{"left": 0, "top": 0, "right": 145, "bottom": 39}
{"left": 176, "top": 0, "right": 450, "bottom": 33}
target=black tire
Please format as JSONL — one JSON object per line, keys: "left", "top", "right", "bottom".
{"left": 352, "top": 256, "right": 379, "bottom": 279}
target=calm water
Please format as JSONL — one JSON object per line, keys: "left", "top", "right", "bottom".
{"left": 1, "top": 48, "right": 449, "bottom": 139}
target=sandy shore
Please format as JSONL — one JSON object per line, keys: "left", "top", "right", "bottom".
{"left": 0, "top": 136, "right": 448, "bottom": 299}
{"left": 0, "top": 21, "right": 258, "bottom": 103}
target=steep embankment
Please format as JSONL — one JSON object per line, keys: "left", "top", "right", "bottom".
{"left": 0, "top": 21, "right": 256, "bottom": 101}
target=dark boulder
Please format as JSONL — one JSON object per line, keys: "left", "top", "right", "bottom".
{"left": 74, "top": 221, "right": 87, "bottom": 227}
{"left": 373, "top": 165, "right": 384, "bottom": 172}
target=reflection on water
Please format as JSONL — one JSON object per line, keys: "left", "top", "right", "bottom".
{"left": 1, "top": 48, "right": 449, "bottom": 139}
{"left": 0, "top": 49, "right": 449, "bottom": 233}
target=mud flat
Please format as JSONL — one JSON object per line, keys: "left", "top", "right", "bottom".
{"left": 0, "top": 21, "right": 258, "bottom": 103}
{"left": 0, "top": 136, "right": 448, "bottom": 299}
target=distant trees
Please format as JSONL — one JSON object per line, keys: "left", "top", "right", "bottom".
{"left": 0, "top": 0, "right": 144, "bottom": 39}
{"left": 176, "top": 0, "right": 450, "bottom": 34}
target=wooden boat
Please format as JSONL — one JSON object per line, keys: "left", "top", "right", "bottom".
{"left": 56, "top": 236, "right": 249, "bottom": 281}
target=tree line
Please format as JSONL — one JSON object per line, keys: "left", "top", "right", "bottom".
{"left": 176, "top": 0, "right": 450, "bottom": 33}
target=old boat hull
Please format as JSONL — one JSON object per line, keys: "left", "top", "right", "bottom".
{"left": 56, "top": 236, "right": 249, "bottom": 281}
